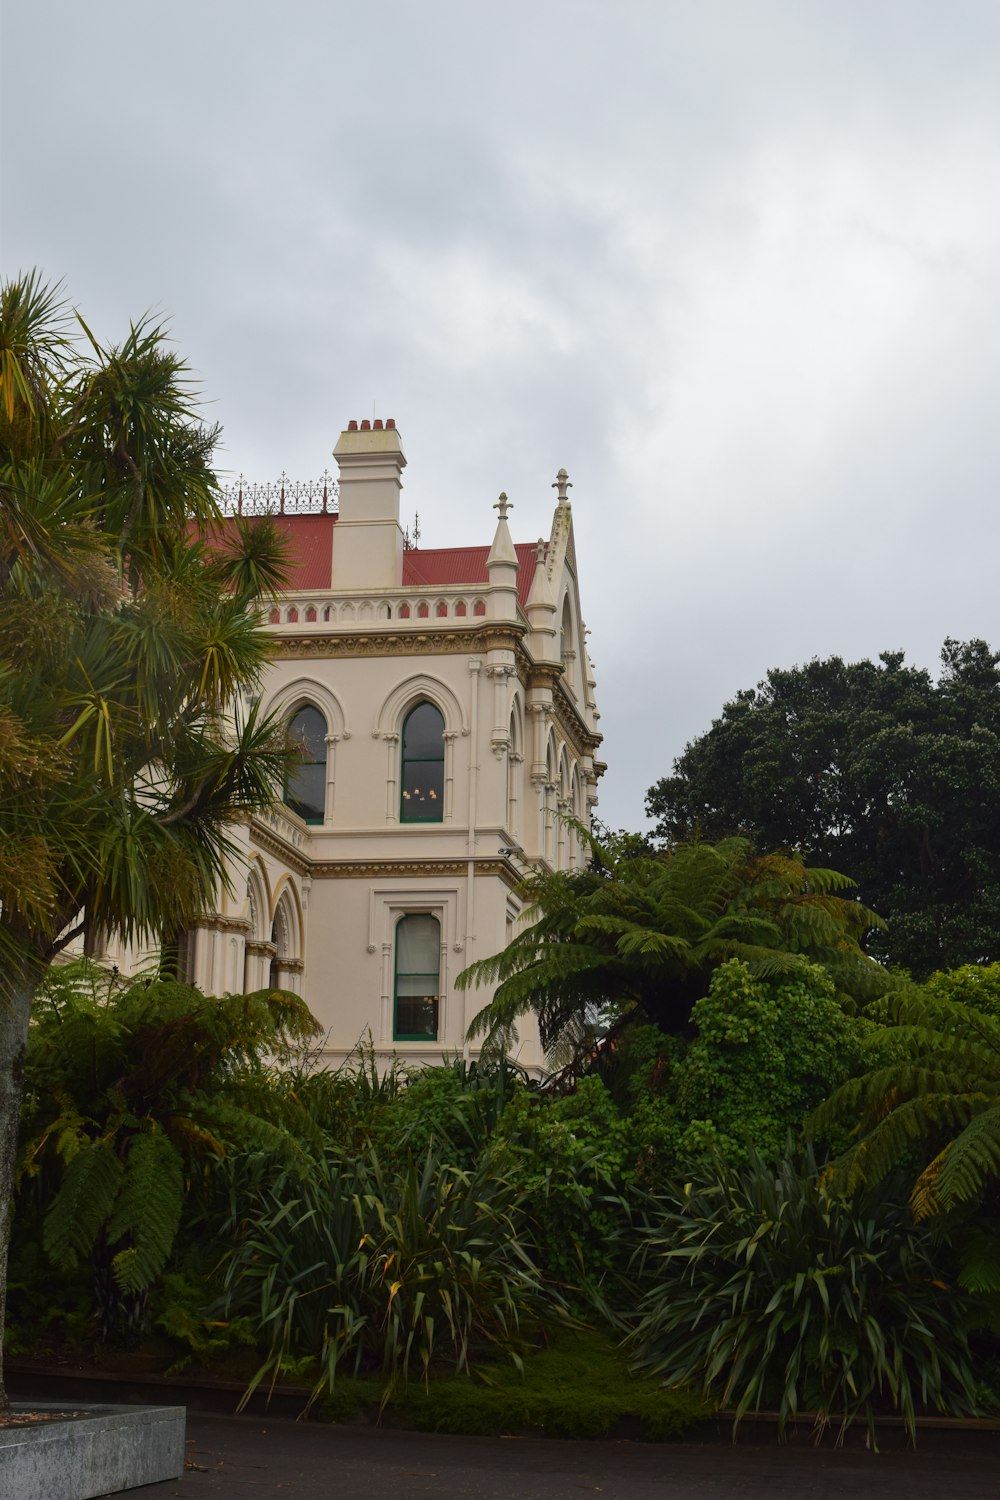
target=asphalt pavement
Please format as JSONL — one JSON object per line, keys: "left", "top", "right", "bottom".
{"left": 103, "top": 1410, "right": 999, "bottom": 1499}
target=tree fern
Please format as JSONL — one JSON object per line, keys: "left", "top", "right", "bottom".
{"left": 19, "top": 958, "right": 324, "bottom": 1327}
{"left": 459, "top": 833, "right": 889, "bottom": 1061}
{"left": 813, "top": 989, "right": 1000, "bottom": 1217}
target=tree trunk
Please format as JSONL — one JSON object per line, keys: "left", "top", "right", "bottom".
{"left": 0, "top": 945, "right": 46, "bottom": 1414}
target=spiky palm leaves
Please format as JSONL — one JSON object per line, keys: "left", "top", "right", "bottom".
{"left": 812, "top": 989, "right": 1000, "bottom": 1221}
{"left": 19, "top": 961, "right": 321, "bottom": 1310}
{"left": 458, "top": 832, "right": 885, "bottom": 1063}
{"left": 0, "top": 279, "right": 294, "bottom": 1402}
{"left": 0, "top": 271, "right": 293, "bottom": 978}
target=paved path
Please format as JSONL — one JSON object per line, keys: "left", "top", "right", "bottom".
{"left": 105, "top": 1411, "right": 998, "bottom": 1499}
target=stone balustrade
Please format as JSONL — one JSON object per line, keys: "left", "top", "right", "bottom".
{"left": 265, "top": 589, "right": 491, "bottom": 628}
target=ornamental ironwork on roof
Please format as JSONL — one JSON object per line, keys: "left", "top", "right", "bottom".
{"left": 219, "top": 470, "right": 339, "bottom": 516}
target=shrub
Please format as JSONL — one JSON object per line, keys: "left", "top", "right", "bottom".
{"left": 218, "top": 1144, "right": 560, "bottom": 1409}
{"left": 494, "top": 1076, "right": 635, "bottom": 1287}
{"left": 668, "top": 961, "right": 865, "bottom": 1168}
{"left": 626, "top": 1146, "right": 979, "bottom": 1445}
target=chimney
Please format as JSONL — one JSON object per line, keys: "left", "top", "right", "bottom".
{"left": 331, "top": 419, "right": 407, "bottom": 589}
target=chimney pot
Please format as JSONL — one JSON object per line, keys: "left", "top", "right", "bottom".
{"left": 360, "top": 419, "right": 371, "bottom": 431}
{"left": 347, "top": 420, "right": 358, "bottom": 432}
{"left": 386, "top": 417, "right": 396, "bottom": 429}
{"left": 373, "top": 418, "right": 383, "bottom": 430}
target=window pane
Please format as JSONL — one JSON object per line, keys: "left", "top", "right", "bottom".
{"left": 395, "top": 915, "right": 440, "bottom": 1039}
{"left": 403, "top": 703, "right": 444, "bottom": 758}
{"left": 289, "top": 706, "right": 327, "bottom": 760}
{"left": 286, "top": 762, "right": 325, "bottom": 822}
{"left": 394, "top": 993, "right": 438, "bottom": 1039}
{"left": 396, "top": 914, "right": 440, "bottom": 971}
{"left": 401, "top": 759, "right": 444, "bottom": 821}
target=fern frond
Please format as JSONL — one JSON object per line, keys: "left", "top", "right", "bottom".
{"left": 43, "top": 1139, "right": 123, "bottom": 1268}
{"left": 108, "top": 1132, "right": 184, "bottom": 1292}
{"left": 192, "top": 1097, "right": 312, "bottom": 1167}
{"left": 955, "top": 1227, "right": 1000, "bottom": 1294}
{"left": 911, "top": 1104, "right": 1000, "bottom": 1218}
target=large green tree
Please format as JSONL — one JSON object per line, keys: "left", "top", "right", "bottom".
{"left": 0, "top": 272, "right": 290, "bottom": 1409}
{"left": 647, "top": 642, "right": 1000, "bottom": 977}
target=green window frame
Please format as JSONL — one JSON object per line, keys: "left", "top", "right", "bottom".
{"left": 394, "top": 913, "right": 440, "bottom": 1041}
{"left": 284, "top": 704, "right": 327, "bottom": 824}
{"left": 400, "top": 701, "right": 445, "bottom": 823}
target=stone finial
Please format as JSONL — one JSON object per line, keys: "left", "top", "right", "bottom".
{"left": 552, "top": 467, "right": 573, "bottom": 504}
{"left": 487, "top": 491, "right": 518, "bottom": 572}
{"left": 535, "top": 537, "right": 546, "bottom": 562}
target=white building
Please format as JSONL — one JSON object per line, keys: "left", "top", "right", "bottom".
{"left": 187, "top": 419, "right": 604, "bottom": 1071}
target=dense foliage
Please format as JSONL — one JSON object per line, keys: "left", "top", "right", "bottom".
{"left": 8, "top": 953, "right": 1000, "bottom": 1435}
{"left": 19, "top": 962, "right": 319, "bottom": 1322}
{"left": 627, "top": 1147, "right": 980, "bottom": 1445}
{"left": 459, "top": 830, "right": 886, "bottom": 1065}
{"left": 647, "top": 641, "right": 1000, "bottom": 977}
{"left": 664, "top": 960, "right": 867, "bottom": 1167}
{"left": 218, "top": 1145, "right": 558, "bottom": 1410}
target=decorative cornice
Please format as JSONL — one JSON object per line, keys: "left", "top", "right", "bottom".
{"left": 307, "top": 856, "right": 523, "bottom": 891}
{"left": 191, "top": 914, "right": 251, "bottom": 935}
{"left": 551, "top": 680, "right": 602, "bottom": 756}
{"left": 274, "top": 626, "right": 524, "bottom": 660}
{"left": 246, "top": 939, "right": 276, "bottom": 956}
{"left": 274, "top": 957, "right": 305, "bottom": 973}
{"left": 512, "top": 649, "right": 600, "bottom": 758}
{"left": 250, "top": 820, "right": 311, "bottom": 875}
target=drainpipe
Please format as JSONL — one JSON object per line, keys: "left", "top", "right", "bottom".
{"left": 464, "top": 658, "right": 481, "bottom": 1061}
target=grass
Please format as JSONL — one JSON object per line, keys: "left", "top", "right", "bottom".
{"left": 315, "top": 1328, "right": 712, "bottom": 1440}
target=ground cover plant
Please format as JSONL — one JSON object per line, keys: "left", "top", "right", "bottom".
{"left": 316, "top": 1329, "right": 710, "bottom": 1439}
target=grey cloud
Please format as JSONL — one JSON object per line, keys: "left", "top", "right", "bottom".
{"left": 6, "top": 0, "right": 1000, "bottom": 829}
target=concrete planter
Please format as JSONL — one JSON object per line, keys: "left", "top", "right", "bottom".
{"left": 0, "top": 1402, "right": 185, "bottom": 1499}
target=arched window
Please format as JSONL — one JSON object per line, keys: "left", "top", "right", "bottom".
{"left": 394, "top": 914, "right": 440, "bottom": 1040}
{"left": 285, "top": 705, "right": 327, "bottom": 824}
{"left": 400, "top": 702, "right": 444, "bottom": 822}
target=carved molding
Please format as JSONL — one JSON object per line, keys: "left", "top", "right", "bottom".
{"left": 249, "top": 820, "right": 311, "bottom": 875}
{"left": 551, "top": 681, "right": 602, "bottom": 757}
{"left": 307, "top": 857, "right": 522, "bottom": 890}
{"left": 246, "top": 939, "right": 277, "bottom": 957}
{"left": 192, "top": 914, "right": 251, "bottom": 935}
{"left": 274, "top": 626, "right": 524, "bottom": 660}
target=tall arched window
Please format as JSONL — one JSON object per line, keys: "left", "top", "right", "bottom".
{"left": 285, "top": 705, "right": 327, "bottom": 824}
{"left": 400, "top": 702, "right": 444, "bottom": 822}
{"left": 394, "top": 914, "right": 440, "bottom": 1040}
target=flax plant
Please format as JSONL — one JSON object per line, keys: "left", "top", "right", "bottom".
{"left": 218, "top": 1145, "right": 559, "bottom": 1412}
{"left": 625, "top": 1147, "right": 978, "bottom": 1446}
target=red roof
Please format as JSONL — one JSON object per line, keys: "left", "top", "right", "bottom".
{"left": 403, "top": 542, "right": 539, "bottom": 608}
{"left": 200, "top": 515, "right": 538, "bottom": 604}
{"left": 199, "top": 513, "right": 336, "bottom": 590}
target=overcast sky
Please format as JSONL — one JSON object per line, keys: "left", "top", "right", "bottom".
{"left": 4, "top": 1, "right": 1000, "bottom": 830}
